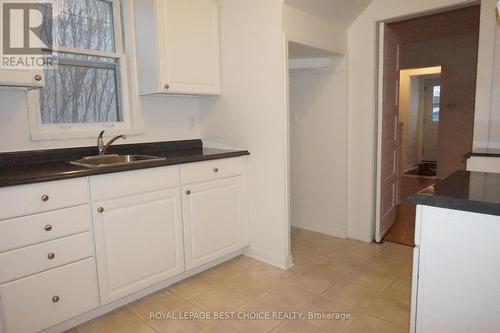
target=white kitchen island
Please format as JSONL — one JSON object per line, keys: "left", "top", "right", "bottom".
{"left": 409, "top": 171, "right": 500, "bottom": 333}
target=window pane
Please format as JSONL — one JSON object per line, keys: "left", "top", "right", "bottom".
{"left": 432, "top": 107, "right": 440, "bottom": 122}
{"left": 51, "top": 0, "right": 115, "bottom": 52}
{"left": 432, "top": 85, "right": 441, "bottom": 105}
{"left": 40, "top": 53, "right": 121, "bottom": 124}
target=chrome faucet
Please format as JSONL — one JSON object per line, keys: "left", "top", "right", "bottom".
{"left": 97, "top": 131, "right": 127, "bottom": 157}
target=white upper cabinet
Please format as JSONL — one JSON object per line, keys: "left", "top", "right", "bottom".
{"left": 0, "top": 69, "right": 44, "bottom": 89}
{"left": 133, "top": 0, "right": 221, "bottom": 96}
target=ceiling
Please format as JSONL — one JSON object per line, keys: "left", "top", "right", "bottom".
{"left": 284, "top": 0, "right": 374, "bottom": 28}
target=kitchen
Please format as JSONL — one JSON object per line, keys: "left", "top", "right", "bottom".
{"left": 1, "top": 0, "right": 500, "bottom": 332}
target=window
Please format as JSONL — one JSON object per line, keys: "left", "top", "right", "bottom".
{"left": 432, "top": 85, "right": 440, "bottom": 122}
{"left": 28, "top": 0, "right": 135, "bottom": 139}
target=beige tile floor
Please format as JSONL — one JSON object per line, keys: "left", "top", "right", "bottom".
{"left": 69, "top": 228, "right": 413, "bottom": 333}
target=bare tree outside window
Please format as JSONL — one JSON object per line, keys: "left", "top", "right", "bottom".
{"left": 40, "top": 0, "right": 122, "bottom": 124}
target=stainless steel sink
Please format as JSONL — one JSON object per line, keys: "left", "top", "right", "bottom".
{"left": 71, "top": 154, "right": 165, "bottom": 168}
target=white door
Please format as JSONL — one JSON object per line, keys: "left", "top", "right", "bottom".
{"left": 182, "top": 177, "right": 248, "bottom": 270}
{"left": 376, "top": 23, "right": 401, "bottom": 242}
{"left": 161, "top": 0, "right": 220, "bottom": 94}
{"left": 93, "top": 189, "right": 185, "bottom": 304}
{"left": 422, "top": 79, "right": 441, "bottom": 162}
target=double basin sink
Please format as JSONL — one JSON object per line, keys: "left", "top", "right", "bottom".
{"left": 71, "top": 154, "right": 165, "bottom": 168}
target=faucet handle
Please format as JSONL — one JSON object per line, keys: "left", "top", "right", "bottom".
{"left": 98, "top": 130, "right": 105, "bottom": 139}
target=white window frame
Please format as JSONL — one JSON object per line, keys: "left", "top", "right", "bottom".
{"left": 27, "top": 0, "right": 142, "bottom": 140}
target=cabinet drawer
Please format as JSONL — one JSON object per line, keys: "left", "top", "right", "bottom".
{"left": 181, "top": 158, "right": 244, "bottom": 184}
{"left": 0, "top": 232, "right": 94, "bottom": 284}
{"left": 0, "top": 178, "right": 89, "bottom": 220}
{"left": 0, "top": 258, "right": 99, "bottom": 333}
{"left": 90, "top": 166, "right": 180, "bottom": 201}
{"left": 0, "top": 205, "right": 92, "bottom": 253}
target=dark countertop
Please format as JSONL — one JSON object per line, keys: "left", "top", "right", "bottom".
{"left": 465, "top": 148, "right": 500, "bottom": 158}
{"left": 0, "top": 140, "right": 249, "bottom": 188}
{"left": 409, "top": 170, "right": 500, "bottom": 216}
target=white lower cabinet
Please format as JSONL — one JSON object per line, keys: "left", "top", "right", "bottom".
{"left": 0, "top": 258, "right": 99, "bottom": 333}
{"left": 182, "top": 177, "right": 248, "bottom": 270}
{"left": 92, "top": 188, "right": 185, "bottom": 304}
{"left": 0, "top": 157, "right": 249, "bottom": 332}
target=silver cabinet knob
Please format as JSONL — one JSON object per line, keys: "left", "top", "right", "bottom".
{"left": 52, "top": 296, "right": 60, "bottom": 303}
{"left": 34, "top": 74, "right": 42, "bottom": 81}
{"left": 48, "top": 252, "right": 55, "bottom": 260}
{"left": 97, "top": 207, "right": 104, "bottom": 213}
{"left": 44, "top": 225, "right": 53, "bottom": 232}
{"left": 41, "top": 194, "right": 49, "bottom": 202}
{"left": 164, "top": 83, "right": 170, "bottom": 89}
{"left": 213, "top": 168, "right": 219, "bottom": 173}
{"left": 185, "top": 190, "right": 191, "bottom": 195}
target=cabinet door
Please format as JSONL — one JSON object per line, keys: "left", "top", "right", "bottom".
{"left": 93, "top": 189, "right": 184, "bottom": 304}
{"left": 0, "top": 69, "right": 44, "bottom": 88}
{"left": 182, "top": 177, "right": 248, "bottom": 270}
{"left": 160, "top": 0, "right": 220, "bottom": 95}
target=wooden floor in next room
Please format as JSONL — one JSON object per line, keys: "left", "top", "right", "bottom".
{"left": 383, "top": 176, "right": 436, "bottom": 247}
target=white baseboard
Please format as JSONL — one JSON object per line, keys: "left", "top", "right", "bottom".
{"left": 244, "top": 246, "right": 292, "bottom": 270}
{"left": 41, "top": 249, "right": 246, "bottom": 333}
{"left": 291, "top": 223, "right": 347, "bottom": 239}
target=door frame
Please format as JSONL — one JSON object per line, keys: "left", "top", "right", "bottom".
{"left": 373, "top": 1, "right": 489, "bottom": 243}
{"left": 375, "top": 22, "right": 401, "bottom": 243}
{"left": 422, "top": 77, "right": 442, "bottom": 162}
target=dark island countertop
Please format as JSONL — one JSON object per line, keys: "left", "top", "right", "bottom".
{"left": 409, "top": 170, "right": 500, "bottom": 216}
{"left": 0, "top": 139, "right": 249, "bottom": 188}
{"left": 465, "top": 148, "right": 500, "bottom": 158}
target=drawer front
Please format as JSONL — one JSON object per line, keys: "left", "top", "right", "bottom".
{"left": 0, "top": 178, "right": 89, "bottom": 220}
{"left": 90, "top": 166, "right": 180, "bottom": 201}
{"left": 0, "top": 205, "right": 91, "bottom": 253}
{"left": 181, "top": 157, "right": 244, "bottom": 184}
{"left": 0, "top": 258, "right": 99, "bottom": 333}
{"left": 0, "top": 232, "right": 94, "bottom": 284}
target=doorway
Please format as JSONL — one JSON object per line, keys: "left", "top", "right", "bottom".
{"left": 422, "top": 78, "right": 441, "bottom": 163}
{"left": 286, "top": 41, "right": 348, "bottom": 240}
{"left": 377, "top": 5, "right": 480, "bottom": 245}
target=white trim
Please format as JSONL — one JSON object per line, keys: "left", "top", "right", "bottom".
{"left": 283, "top": 33, "right": 292, "bottom": 268}
{"left": 244, "top": 246, "right": 293, "bottom": 270}
{"left": 26, "top": 0, "right": 143, "bottom": 140}
{"left": 375, "top": 22, "right": 385, "bottom": 243}
{"left": 52, "top": 46, "right": 122, "bottom": 59}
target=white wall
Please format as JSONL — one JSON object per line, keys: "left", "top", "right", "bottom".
{"left": 289, "top": 57, "right": 347, "bottom": 237}
{"left": 399, "top": 67, "right": 441, "bottom": 172}
{"left": 283, "top": 5, "right": 346, "bottom": 54}
{"left": 486, "top": 23, "right": 500, "bottom": 148}
{"left": 0, "top": 90, "right": 200, "bottom": 152}
{"left": 199, "top": 0, "right": 290, "bottom": 268}
{"left": 347, "top": 0, "right": 480, "bottom": 242}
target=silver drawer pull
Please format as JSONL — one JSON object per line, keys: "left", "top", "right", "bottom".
{"left": 97, "top": 207, "right": 104, "bottom": 213}
{"left": 44, "top": 225, "right": 53, "bottom": 232}
{"left": 48, "top": 252, "right": 55, "bottom": 260}
{"left": 185, "top": 190, "right": 191, "bottom": 195}
{"left": 41, "top": 194, "right": 49, "bottom": 202}
{"left": 213, "top": 168, "right": 219, "bottom": 173}
{"left": 52, "top": 296, "right": 60, "bottom": 303}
